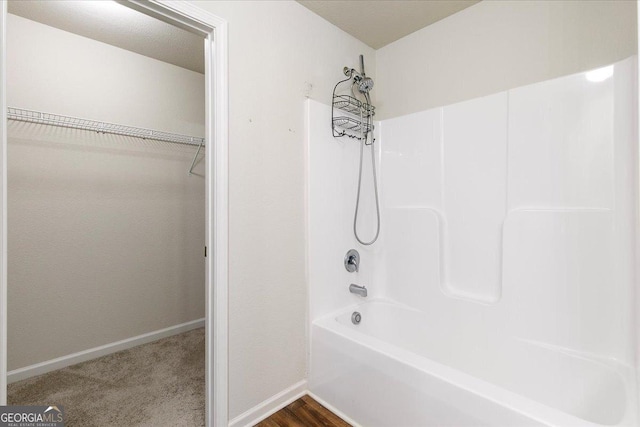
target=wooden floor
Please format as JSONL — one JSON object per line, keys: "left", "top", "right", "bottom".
{"left": 256, "top": 395, "right": 350, "bottom": 427}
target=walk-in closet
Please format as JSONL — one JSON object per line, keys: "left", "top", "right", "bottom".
{"left": 4, "top": 1, "right": 206, "bottom": 425}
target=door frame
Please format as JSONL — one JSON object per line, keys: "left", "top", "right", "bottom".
{"left": 0, "top": 1, "right": 229, "bottom": 426}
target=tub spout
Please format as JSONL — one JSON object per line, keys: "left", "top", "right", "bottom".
{"left": 349, "top": 284, "right": 367, "bottom": 297}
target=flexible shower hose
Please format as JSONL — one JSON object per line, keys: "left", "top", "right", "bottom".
{"left": 353, "top": 98, "right": 381, "bottom": 246}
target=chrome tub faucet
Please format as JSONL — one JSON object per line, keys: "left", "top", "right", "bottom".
{"left": 349, "top": 284, "right": 367, "bottom": 297}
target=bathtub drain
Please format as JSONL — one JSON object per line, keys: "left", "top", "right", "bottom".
{"left": 351, "top": 311, "right": 361, "bottom": 325}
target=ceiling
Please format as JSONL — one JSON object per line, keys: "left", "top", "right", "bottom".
{"left": 8, "top": 0, "right": 205, "bottom": 74}
{"left": 297, "top": 0, "right": 480, "bottom": 49}
{"left": 8, "top": 1, "right": 480, "bottom": 72}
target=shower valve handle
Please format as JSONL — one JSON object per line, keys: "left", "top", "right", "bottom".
{"left": 345, "top": 249, "right": 360, "bottom": 273}
{"left": 347, "top": 256, "right": 358, "bottom": 271}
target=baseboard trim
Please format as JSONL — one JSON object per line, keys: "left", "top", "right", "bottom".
{"left": 307, "top": 391, "right": 361, "bottom": 427}
{"left": 8, "top": 318, "right": 205, "bottom": 384}
{"left": 229, "top": 380, "right": 308, "bottom": 427}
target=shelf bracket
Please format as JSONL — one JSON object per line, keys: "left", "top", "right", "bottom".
{"left": 189, "top": 141, "right": 204, "bottom": 175}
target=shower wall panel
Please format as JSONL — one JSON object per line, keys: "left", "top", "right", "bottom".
{"left": 308, "top": 57, "right": 635, "bottom": 365}
{"left": 378, "top": 110, "right": 442, "bottom": 312}
{"left": 380, "top": 94, "right": 509, "bottom": 304}
{"left": 441, "top": 93, "right": 508, "bottom": 302}
{"left": 306, "top": 101, "right": 381, "bottom": 322}
{"left": 379, "top": 109, "right": 442, "bottom": 208}
{"left": 378, "top": 56, "right": 636, "bottom": 363}
{"left": 507, "top": 67, "right": 614, "bottom": 210}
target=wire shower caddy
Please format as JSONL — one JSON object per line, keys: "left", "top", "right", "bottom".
{"left": 331, "top": 78, "right": 375, "bottom": 144}
{"left": 7, "top": 107, "right": 205, "bottom": 174}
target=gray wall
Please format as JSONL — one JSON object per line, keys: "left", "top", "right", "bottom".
{"left": 376, "top": 0, "right": 637, "bottom": 119}
{"left": 7, "top": 14, "right": 205, "bottom": 371}
{"left": 189, "top": 1, "right": 376, "bottom": 419}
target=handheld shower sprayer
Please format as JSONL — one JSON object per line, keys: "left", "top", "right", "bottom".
{"left": 357, "top": 54, "right": 374, "bottom": 94}
{"left": 336, "top": 55, "right": 381, "bottom": 246}
{"left": 357, "top": 76, "right": 374, "bottom": 94}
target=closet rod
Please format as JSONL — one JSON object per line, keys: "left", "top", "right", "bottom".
{"left": 7, "top": 107, "right": 205, "bottom": 147}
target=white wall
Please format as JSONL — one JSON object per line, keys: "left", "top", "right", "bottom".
{"left": 7, "top": 14, "right": 206, "bottom": 370}
{"left": 186, "top": 1, "right": 375, "bottom": 419}
{"left": 376, "top": 0, "right": 637, "bottom": 119}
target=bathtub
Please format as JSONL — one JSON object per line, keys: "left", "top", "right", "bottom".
{"left": 309, "top": 300, "right": 638, "bottom": 427}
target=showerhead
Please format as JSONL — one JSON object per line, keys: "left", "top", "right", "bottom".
{"left": 342, "top": 55, "right": 374, "bottom": 95}
{"left": 343, "top": 69, "right": 374, "bottom": 93}
{"left": 345, "top": 54, "right": 373, "bottom": 93}
{"left": 358, "top": 76, "right": 374, "bottom": 93}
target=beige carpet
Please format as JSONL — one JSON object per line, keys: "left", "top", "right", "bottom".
{"left": 8, "top": 327, "right": 205, "bottom": 427}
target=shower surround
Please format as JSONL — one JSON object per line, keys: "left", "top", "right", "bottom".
{"left": 305, "top": 57, "right": 638, "bottom": 426}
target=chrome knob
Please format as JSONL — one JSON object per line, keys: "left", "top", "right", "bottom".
{"left": 344, "top": 249, "right": 360, "bottom": 272}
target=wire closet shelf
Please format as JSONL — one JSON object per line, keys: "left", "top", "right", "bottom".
{"left": 7, "top": 107, "right": 205, "bottom": 174}
{"left": 7, "top": 107, "right": 205, "bottom": 146}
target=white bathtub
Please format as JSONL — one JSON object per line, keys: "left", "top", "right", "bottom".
{"left": 309, "top": 300, "right": 638, "bottom": 427}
